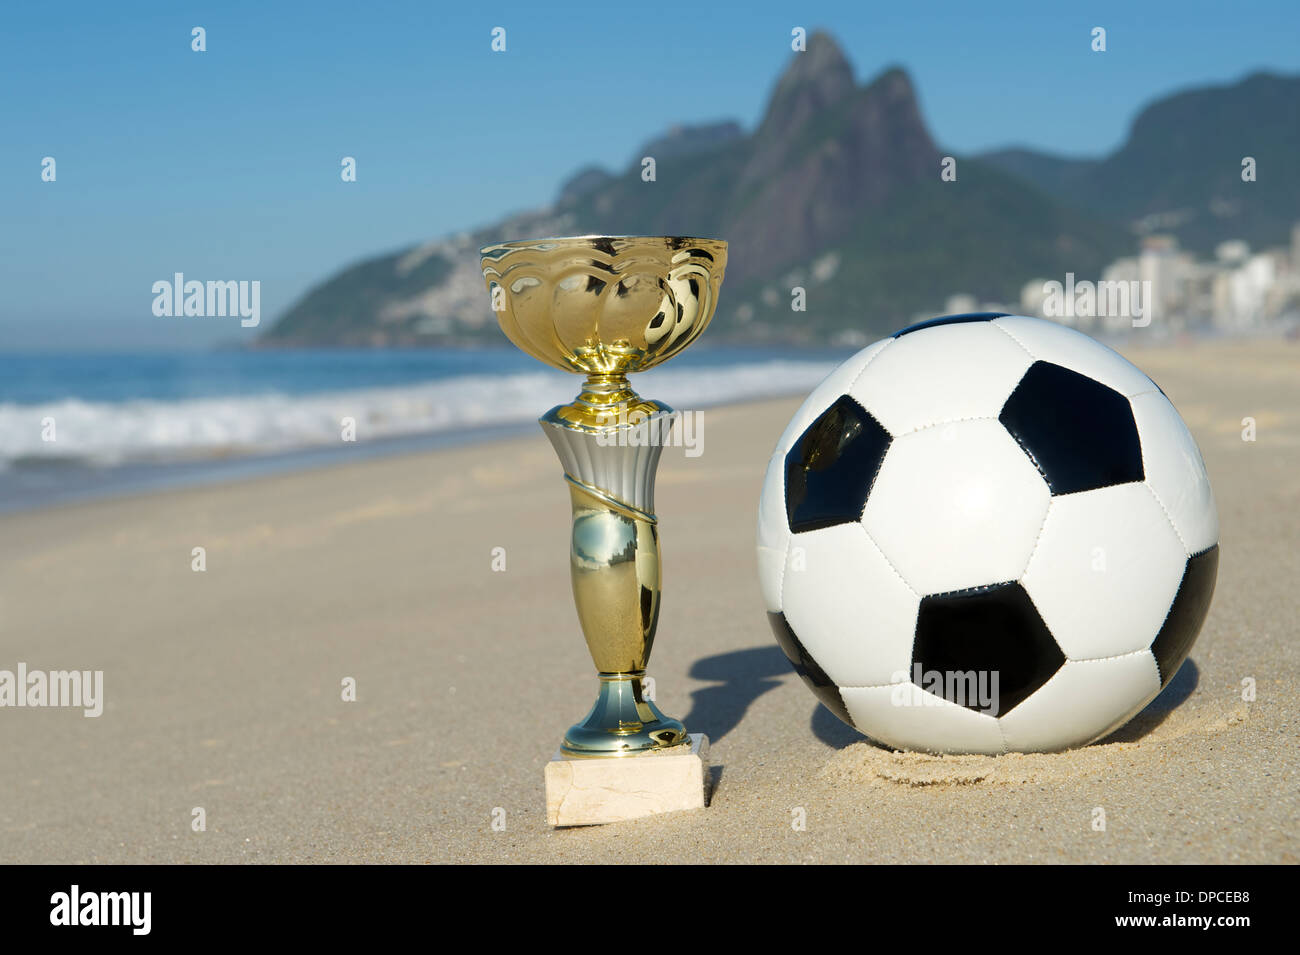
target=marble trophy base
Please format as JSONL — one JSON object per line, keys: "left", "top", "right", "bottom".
{"left": 545, "top": 734, "right": 710, "bottom": 827}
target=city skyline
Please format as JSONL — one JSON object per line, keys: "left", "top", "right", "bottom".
{"left": 916, "top": 224, "right": 1300, "bottom": 340}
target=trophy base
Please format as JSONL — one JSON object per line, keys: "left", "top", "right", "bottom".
{"left": 546, "top": 734, "right": 710, "bottom": 827}
{"left": 560, "top": 672, "right": 689, "bottom": 758}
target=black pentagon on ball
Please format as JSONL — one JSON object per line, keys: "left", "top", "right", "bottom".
{"left": 912, "top": 582, "right": 1064, "bottom": 716}
{"left": 1151, "top": 544, "right": 1219, "bottom": 688}
{"left": 768, "top": 611, "right": 855, "bottom": 728}
{"left": 785, "top": 395, "right": 891, "bottom": 533}
{"left": 893, "top": 312, "right": 1011, "bottom": 338}
{"left": 999, "top": 360, "right": 1144, "bottom": 496}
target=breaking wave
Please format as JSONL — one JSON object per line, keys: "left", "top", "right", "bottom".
{"left": 0, "top": 358, "right": 840, "bottom": 469}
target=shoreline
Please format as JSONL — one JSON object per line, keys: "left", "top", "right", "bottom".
{"left": 2, "top": 335, "right": 1287, "bottom": 516}
{"left": 0, "top": 418, "right": 541, "bottom": 516}
{"left": 0, "top": 390, "right": 816, "bottom": 517}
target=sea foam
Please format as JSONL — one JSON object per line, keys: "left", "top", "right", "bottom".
{"left": 0, "top": 359, "right": 839, "bottom": 469}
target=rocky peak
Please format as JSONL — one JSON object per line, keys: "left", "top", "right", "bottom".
{"left": 757, "top": 31, "right": 856, "bottom": 141}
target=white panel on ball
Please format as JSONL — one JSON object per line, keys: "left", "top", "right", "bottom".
{"left": 770, "top": 337, "right": 893, "bottom": 456}
{"left": 756, "top": 452, "right": 791, "bottom": 612}
{"left": 1020, "top": 482, "right": 1187, "bottom": 660}
{"left": 847, "top": 322, "right": 1033, "bottom": 435}
{"left": 991, "top": 315, "right": 1159, "bottom": 397}
{"left": 840, "top": 684, "right": 1006, "bottom": 755}
{"left": 862, "top": 419, "right": 1050, "bottom": 596}
{"left": 780, "top": 523, "right": 919, "bottom": 687}
{"left": 756, "top": 545, "right": 787, "bottom": 614}
{"left": 998, "top": 652, "right": 1161, "bottom": 752}
{"left": 1131, "top": 391, "right": 1219, "bottom": 555}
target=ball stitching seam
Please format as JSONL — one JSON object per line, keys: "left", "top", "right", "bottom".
{"left": 988, "top": 318, "right": 1038, "bottom": 359}
{"left": 1142, "top": 480, "right": 1189, "bottom": 554}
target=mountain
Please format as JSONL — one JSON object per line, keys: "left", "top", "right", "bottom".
{"left": 979, "top": 71, "right": 1300, "bottom": 254}
{"left": 263, "top": 36, "right": 1294, "bottom": 347}
{"left": 634, "top": 121, "right": 744, "bottom": 164}
{"left": 972, "top": 148, "right": 1098, "bottom": 197}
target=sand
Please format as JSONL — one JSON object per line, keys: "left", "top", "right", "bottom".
{"left": 0, "top": 340, "right": 1296, "bottom": 864}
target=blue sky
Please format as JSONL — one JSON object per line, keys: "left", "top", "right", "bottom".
{"left": 3, "top": 0, "right": 1298, "bottom": 349}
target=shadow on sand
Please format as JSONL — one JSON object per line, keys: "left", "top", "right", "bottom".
{"left": 1097, "top": 658, "right": 1200, "bottom": 744}
{"left": 681, "top": 643, "right": 1202, "bottom": 752}
{"left": 681, "top": 645, "right": 790, "bottom": 745}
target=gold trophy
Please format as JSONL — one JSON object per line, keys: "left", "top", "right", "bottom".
{"left": 480, "top": 236, "right": 726, "bottom": 783}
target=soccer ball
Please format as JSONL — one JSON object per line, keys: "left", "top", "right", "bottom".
{"left": 756, "top": 313, "right": 1219, "bottom": 753}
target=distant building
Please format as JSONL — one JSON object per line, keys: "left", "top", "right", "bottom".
{"left": 1020, "top": 279, "right": 1050, "bottom": 318}
{"left": 1138, "top": 236, "right": 1180, "bottom": 330}
{"left": 937, "top": 220, "right": 1300, "bottom": 337}
{"left": 1100, "top": 257, "right": 1142, "bottom": 333}
{"left": 1213, "top": 256, "right": 1269, "bottom": 332}
{"left": 943, "top": 293, "right": 978, "bottom": 315}
{"left": 1216, "top": 239, "right": 1250, "bottom": 265}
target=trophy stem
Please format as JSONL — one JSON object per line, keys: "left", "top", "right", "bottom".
{"left": 545, "top": 373, "right": 667, "bottom": 432}
{"left": 542, "top": 402, "right": 690, "bottom": 757}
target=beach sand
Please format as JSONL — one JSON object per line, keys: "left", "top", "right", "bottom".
{"left": 0, "top": 340, "right": 1296, "bottom": 864}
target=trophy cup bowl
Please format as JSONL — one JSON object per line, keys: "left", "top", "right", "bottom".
{"left": 481, "top": 236, "right": 727, "bottom": 759}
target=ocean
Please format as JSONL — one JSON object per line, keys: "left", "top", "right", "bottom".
{"left": 0, "top": 346, "right": 850, "bottom": 512}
